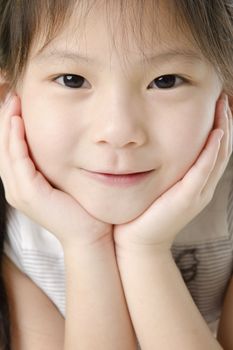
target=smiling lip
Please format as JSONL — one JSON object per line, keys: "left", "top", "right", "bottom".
{"left": 81, "top": 169, "right": 154, "bottom": 186}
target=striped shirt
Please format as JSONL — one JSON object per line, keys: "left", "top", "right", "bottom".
{"left": 4, "top": 154, "right": 233, "bottom": 338}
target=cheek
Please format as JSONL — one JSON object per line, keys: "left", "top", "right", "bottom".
{"left": 20, "top": 96, "right": 77, "bottom": 175}
{"left": 158, "top": 100, "right": 216, "bottom": 178}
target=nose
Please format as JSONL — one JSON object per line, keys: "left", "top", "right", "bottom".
{"left": 90, "top": 92, "right": 148, "bottom": 149}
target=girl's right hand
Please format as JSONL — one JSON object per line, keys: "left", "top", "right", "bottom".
{"left": 0, "top": 94, "right": 113, "bottom": 248}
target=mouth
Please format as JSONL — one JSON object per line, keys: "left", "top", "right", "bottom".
{"left": 81, "top": 169, "right": 155, "bottom": 186}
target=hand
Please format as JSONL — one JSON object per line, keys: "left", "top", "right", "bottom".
{"left": 0, "top": 94, "right": 113, "bottom": 248}
{"left": 114, "top": 95, "right": 232, "bottom": 253}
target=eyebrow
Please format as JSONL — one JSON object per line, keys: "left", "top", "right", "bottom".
{"left": 33, "top": 47, "right": 204, "bottom": 67}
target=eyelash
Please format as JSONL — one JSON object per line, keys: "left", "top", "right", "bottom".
{"left": 53, "top": 74, "right": 188, "bottom": 90}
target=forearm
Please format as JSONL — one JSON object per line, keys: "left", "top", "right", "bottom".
{"left": 63, "top": 238, "right": 137, "bottom": 350}
{"left": 116, "top": 248, "right": 223, "bottom": 350}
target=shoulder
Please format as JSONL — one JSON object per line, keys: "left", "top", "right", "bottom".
{"left": 2, "top": 254, "right": 64, "bottom": 350}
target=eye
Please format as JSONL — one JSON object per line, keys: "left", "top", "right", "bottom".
{"left": 54, "top": 74, "right": 90, "bottom": 89}
{"left": 148, "top": 74, "right": 186, "bottom": 89}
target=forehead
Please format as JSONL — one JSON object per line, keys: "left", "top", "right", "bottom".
{"left": 31, "top": 0, "right": 204, "bottom": 67}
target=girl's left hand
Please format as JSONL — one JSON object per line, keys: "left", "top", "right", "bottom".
{"left": 114, "top": 95, "right": 232, "bottom": 253}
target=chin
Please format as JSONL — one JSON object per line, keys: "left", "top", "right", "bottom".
{"left": 82, "top": 202, "right": 147, "bottom": 225}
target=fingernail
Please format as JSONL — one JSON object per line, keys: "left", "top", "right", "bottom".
{"left": 218, "top": 129, "right": 224, "bottom": 141}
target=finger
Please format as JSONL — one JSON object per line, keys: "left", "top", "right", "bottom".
{"left": 9, "top": 115, "right": 37, "bottom": 185}
{"left": 212, "top": 95, "right": 229, "bottom": 161}
{"left": 201, "top": 96, "right": 232, "bottom": 196}
{"left": 0, "top": 96, "right": 20, "bottom": 184}
{"left": 10, "top": 116, "right": 29, "bottom": 160}
{"left": 0, "top": 93, "right": 21, "bottom": 121}
{"left": 227, "top": 104, "right": 232, "bottom": 154}
{"left": 182, "top": 128, "right": 223, "bottom": 200}
{"left": 0, "top": 95, "right": 26, "bottom": 204}
{"left": 208, "top": 96, "right": 229, "bottom": 171}
{"left": 6, "top": 111, "right": 53, "bottom": 215}
{"left": 0, "top": 95, "right": 19, "bottom": 156}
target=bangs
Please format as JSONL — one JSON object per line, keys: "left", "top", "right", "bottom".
{"left": 30, "top": 1, "right": 185, "bottom": 63}
{"left": 1, "top": 0, "right": 233, "bottom": 93}
{"left": 1, "top": 0, "right": 194, "bottom": 86}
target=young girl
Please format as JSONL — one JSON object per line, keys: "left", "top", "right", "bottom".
{"left": 0, "top": 0, "right": 232, "bottom": 349}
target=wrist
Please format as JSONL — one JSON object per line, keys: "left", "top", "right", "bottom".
{"left": 61, "top": 228, "right": 113, "bottom": 251}
{"left": 63, "top": 233, "right": 115, "bottom": 263}
{"left": 115, "top": 240, "right": 172, "bottom": 261}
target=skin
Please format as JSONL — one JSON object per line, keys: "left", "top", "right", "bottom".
{"left": 0, "top": 3, "right": 232, "bottom": 347}
{"left": 11, "top": 2, "right": 225, "bottom": 225}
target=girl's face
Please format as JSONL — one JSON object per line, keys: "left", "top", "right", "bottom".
{"left": 17, "top": 2, "right": 222, "bottom": 224}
